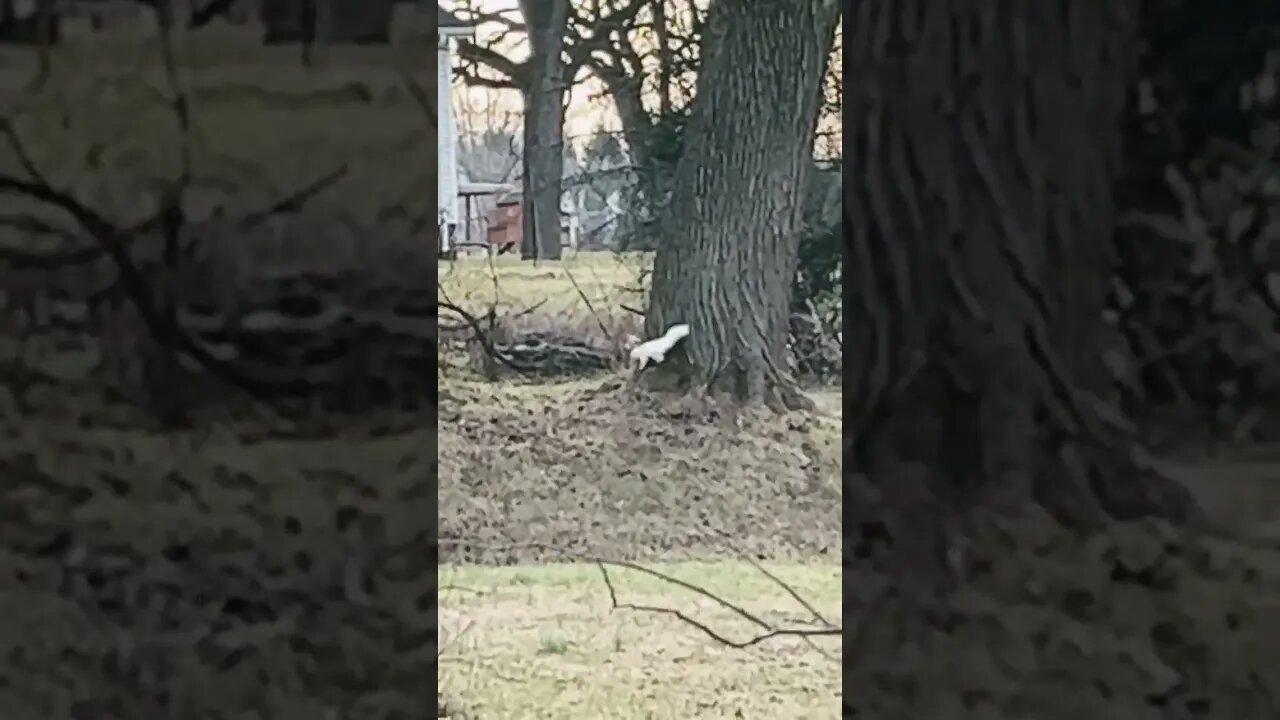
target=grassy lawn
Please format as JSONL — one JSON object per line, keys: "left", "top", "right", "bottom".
{"left": 438, "top": 560, "right": 842, "bottom": 719}
{"left": 438, "top": 251, "right": 651, "bottom": 321}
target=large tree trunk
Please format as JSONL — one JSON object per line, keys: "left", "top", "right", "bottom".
{"left": 519, "top": 0, "right": 569, "bottom": 261}
{"left": 846, "top": 1, "right": 1199, "bottom": 527}
{"left": 645, "top": 0, "right": 839, "bottom": 406}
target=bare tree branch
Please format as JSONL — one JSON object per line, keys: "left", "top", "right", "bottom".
{"left": 595, "top": 558, "right": 839, "bottom": 649}
{"left": 456, "top": 39, "right": 528, "bottom": 88}
{"left": 437, "top": 298, "right": 535, "bottom": 377}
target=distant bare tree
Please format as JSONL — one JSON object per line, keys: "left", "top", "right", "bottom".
{"left": 455, "top": 90, "right": 523, "bottom": 183}
{"left": 452, "top": 0, "right": 576, "bottom": 260}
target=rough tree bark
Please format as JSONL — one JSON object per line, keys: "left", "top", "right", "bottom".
{"left": 846, "top": 1, "right": 1199, "bottom": 526}
{"left": 645, "top": 0, "right": 840, "bottom": 407}
{"left": 518, "top": 0, "right": 570, "bottom": 260}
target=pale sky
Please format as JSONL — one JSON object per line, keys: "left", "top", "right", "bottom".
{"left": 441, "top": 0, "right": 618, "bottom": 144}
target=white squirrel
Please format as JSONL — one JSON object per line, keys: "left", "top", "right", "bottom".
{"left": 624, "top": 323, "right": 691, "bottom": 370}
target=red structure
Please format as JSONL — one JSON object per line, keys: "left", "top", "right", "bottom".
{"left": 486, "top": 200, "right": 523, "bottom": 254}
{"left": 483, "top": 200, "right": 576, "bottom": 255}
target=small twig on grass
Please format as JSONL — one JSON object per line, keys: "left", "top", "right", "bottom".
{"left": 485, "top": 244, "right": 503, "bottom": 308}
{"left": 510, "top": 299, "right": 548, "bottom": 320}
{"left": 439, "top": 584, "right": 487, "bottom": 596}
{"left": 737, "top": 554, "right": 837, "bottom": 629}
{"left": 437, "top": 299, "right": 544, "bottom": 356}
{"left": 438, "top": 619, "right": 477, "bottom": 658}
{"left": 730, "top": 550, "right": 839, "bottom": 661}
{"left": 560, "top": 261, "right": 614, "bottom": 343}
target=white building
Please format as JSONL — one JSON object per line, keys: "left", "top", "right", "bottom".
{"left": 437, "top": 5, "right": 473, "bottom": 253}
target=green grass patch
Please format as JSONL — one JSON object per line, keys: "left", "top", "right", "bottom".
{"left": 438, "top": 560, "right": 842, "bottom": 719}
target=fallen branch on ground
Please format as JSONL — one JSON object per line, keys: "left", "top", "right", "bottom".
{"left": 595, "top": 557, "right": 840, "bottom": 649}
{"left": 437, "top": 537, "right": 840, "bottom": 654}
